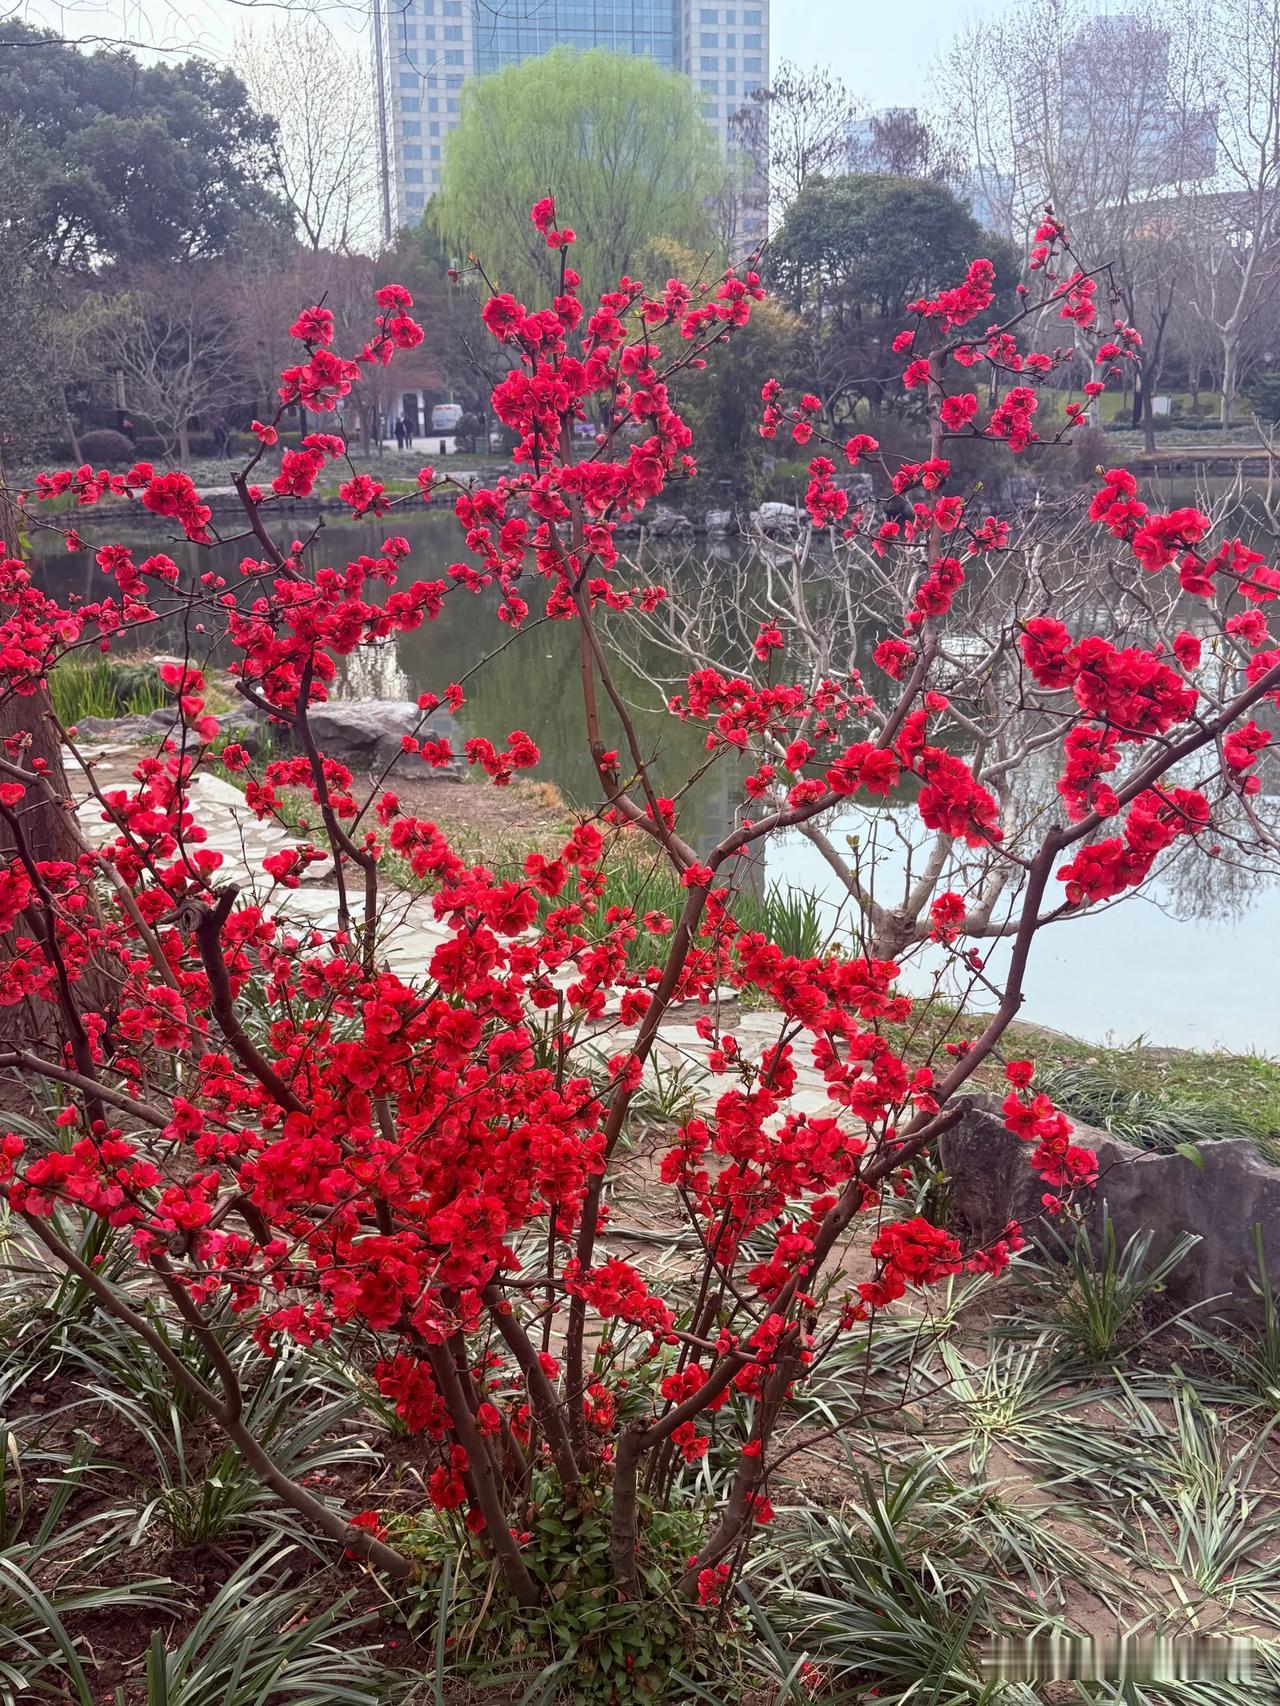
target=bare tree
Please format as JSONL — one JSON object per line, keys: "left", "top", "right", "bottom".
{"left": 935, "top": 0, "right": 1212, "bottom": 450}
{"left": 49, "top": 288, "right": 134, "bottom": 461}
{"left": 731, "top": 60, "right": 858, "bottom": 215}
{"left": 715, "top": 104, "right": 770, "bottom": 256}
{"left": 617, "top": 482, "right": 1278, "bottom": 960}
{"left": 1184, "top": 0, "right": 1280, "bottom": 424}
{"left": 103, "top": 272, "right": 244, "bottom": 461}
{"left": 235, "top": 14, "right": 377, "bottom": 255}
{"left": 846, "top": 107, "right": 963, "bottom": 188}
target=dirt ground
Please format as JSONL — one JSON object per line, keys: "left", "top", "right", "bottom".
{"left": 373, "top": 773, "right": 570, "bottom": 849}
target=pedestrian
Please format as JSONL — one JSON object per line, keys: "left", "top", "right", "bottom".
{"left": 403, "top": 416, "right": 413, "bottom": 450}
{"left": 394, "top": 416, "right": 405, "bottom": 452}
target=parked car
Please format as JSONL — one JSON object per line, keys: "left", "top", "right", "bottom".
{"left": 431, "top": 402, "right": 464, "bottom": 433}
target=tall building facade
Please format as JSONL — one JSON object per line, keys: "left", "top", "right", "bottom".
{"left": 374, "top": 0, "right": 770, "bottom": 237}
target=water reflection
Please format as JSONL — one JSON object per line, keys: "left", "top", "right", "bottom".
{"left": 777, "top": 813, "right": 1280, "bottom": 1055}
{"left": 29, "top": 512, "right": 1280, "bottom": 1053}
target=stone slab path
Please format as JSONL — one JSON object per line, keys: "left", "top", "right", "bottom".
{"left": 68, "top": 744, "right": 842, "bottom": 1126}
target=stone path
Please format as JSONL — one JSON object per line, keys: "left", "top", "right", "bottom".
{"left": 68, "top": 743, "right": 843, "bottom": 1124}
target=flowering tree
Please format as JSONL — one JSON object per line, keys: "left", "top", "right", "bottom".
{"left": 0, "top": 198, "right": 1277, "bottom": 1687}
{"left": 623, "top": 478, "right": 1279, "bottom": 962}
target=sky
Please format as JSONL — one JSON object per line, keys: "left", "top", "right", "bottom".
{"left": 14, "top": 0, "right": 1019, "bottom": 107}
{"left": 778, "top": 0, "right": 1014, "bottom": 108}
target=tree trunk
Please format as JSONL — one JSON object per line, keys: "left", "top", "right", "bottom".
{"left": 1221, "top": 334, "right": 1241, "bottom": 428}
{"left": 0, "top": 470, "right": 116, "bottom": 1088}
{"left": 63, "top": 392, "right": 82, "bottom": 463}
{"left": 178, "top": 420, "right": 191, "bottom": 463}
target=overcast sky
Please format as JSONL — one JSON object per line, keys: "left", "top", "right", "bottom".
{"left": 17, "top": 0, "right": 1019, "bottom": 107}
{"left": 780, "top": 0, "right": 1014, "bottom": 107}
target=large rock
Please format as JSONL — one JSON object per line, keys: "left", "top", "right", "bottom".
{"left": 297, "top": 700, "right": 461, "bottom": 777}
{"left": 753, "top": 501, "right": 802, "bottom": 535}
{"left": 939, "top": 1098, "right": 1280, "bottom": 1318}
{"left": 72, "top": 711, "right": 171, "bottom": 743}
{"left": 991, "top": 474, "right": 1043, "bottom": 512}
{"left": 644, "top": 504, "right": 693, "bottom": 540}
{"left": 71, "top": 705, "right": 264, "bottom": 749}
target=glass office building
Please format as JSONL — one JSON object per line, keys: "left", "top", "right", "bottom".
{"left": 472, "top": 0, "right": 678, "bottom": 74}
{"left": 374, "top": 0, "right": 769, "bottom": 235}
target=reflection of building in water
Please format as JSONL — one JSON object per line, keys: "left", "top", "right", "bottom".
{"left": 338, "top": 640, "right": 414, "bottom": 701}
{"left": 697, "top": 758, "right": 739, "bottom": 851}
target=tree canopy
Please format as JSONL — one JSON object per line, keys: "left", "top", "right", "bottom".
{"left": 767, "top": 173, "right": 1020, "bottom": 418}
{"left": 0, "top": 22, "right": 288, "bottom": 265}
{"left": 0, "top": 129, "right": 59, "bottom": 458}
{"left": 769, "top": 173, "right": 1014, "bottom": 319}
{"left": 432, "top": 47, "right": 724, "bottom": 308}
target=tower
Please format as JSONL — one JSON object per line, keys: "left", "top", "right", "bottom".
{"left": 374, "top": 0, "right": 770, "bottom": 244}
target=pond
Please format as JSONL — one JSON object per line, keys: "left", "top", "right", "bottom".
{"left": 28, "top": 507, "right": 1280, "bottom": 1056}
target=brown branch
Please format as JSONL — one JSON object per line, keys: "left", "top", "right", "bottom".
{"left": 424, "top": 1340, "right": 541, "bottom": 1607}
{"left": 188, "top": 888, "right": 306, "bottom": 1116}
{"left": 0, "top": 1051, "right": 169, "bottom": 1128}
{"left": 483, "top": 1287, "right": 580, "bottom": 1491}
{"left": 21, "top": 1212, "right": 416, "bottom": 1579}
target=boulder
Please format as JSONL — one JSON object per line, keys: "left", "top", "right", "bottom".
{"left": 141, "top": 707, "right": 181, "bottom": 731}
{"left": 754, "top": 502, "right": 802, "bottom": 535}
{"left": 70, "top": 704, "right": 269, "bottom": 753}
{"left": 645, "top": 505, "right": 693, "bottom": 539}
{"left": 991, "top": 474, "right": 1043, "bottom": 512}
{"left": 72, "top": 712, "right": 161, "bottom": 744}
{"left": 295, "top": 700, "right": 462, "bottom": 777}
{"left": 705, "top": 508, "right": 738, "bottom": 537}
{"left": 939, "top": 1098, "right": 1280, "bottom": 1319}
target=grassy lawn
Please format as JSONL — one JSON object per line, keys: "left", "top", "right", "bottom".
{"left": 888, "top": 992, "right": 1280, "bottom": 1159}
{"left": 1037, "top": 388, "right": 1226, "bottom": 427}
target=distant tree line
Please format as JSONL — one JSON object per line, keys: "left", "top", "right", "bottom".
{"left": 10, "top": 9, "right": 1270, "bottom": 479}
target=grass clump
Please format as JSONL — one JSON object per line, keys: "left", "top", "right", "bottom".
{"left": 1036, "top": 1058, "right": 1280, "bottom": 1162}
{"left": 894, "top": 996, "right": 1280, "bottom": 1162}
{"left": 1024, "top": 1212, "right": 1201, "bottom": 1365}
{"left": 48, "top": 656, "right": 168, "bottom": 726}
{"left": 393, "top": 1471, "right": 730, "bottom": 1706}
{"left": 572, "top": 850, "right": 827, "bottom": 975}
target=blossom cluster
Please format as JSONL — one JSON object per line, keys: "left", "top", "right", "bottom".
{"left": 2, "top": 203, "right": 1273, "bottom": 1608}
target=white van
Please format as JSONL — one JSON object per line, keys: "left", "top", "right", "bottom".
{"left": 431, "top": 403, "right": 464, "bottom": 433}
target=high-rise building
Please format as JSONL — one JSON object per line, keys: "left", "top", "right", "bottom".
{"left": 1060, "top": 16, "right": 1216, "bottom": 194}
{"left": 373, "top": 0, "right": 770, "bottom": 238}
{"left": 473, "top": 0, "right": 678, "bottom": 75}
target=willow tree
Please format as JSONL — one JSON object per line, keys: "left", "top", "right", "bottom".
{"left": 433, "top": 47, "right": 724, "bottom": 308}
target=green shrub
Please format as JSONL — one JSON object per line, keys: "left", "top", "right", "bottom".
{"left": 1036, "top": 1061, "right": 1275, "bottom": 1156}
{"left": 75, "top": 428, "right": 134, "bottom": 465}
{"left": 1030, "top": 1211, "right": 1201, "bottom": 1364}
{"left": 1246, "top": 371, "right": 1280, "bottom": 424}
{"left": 394, "top": 1470, "right": 720, "bottom": 1704}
